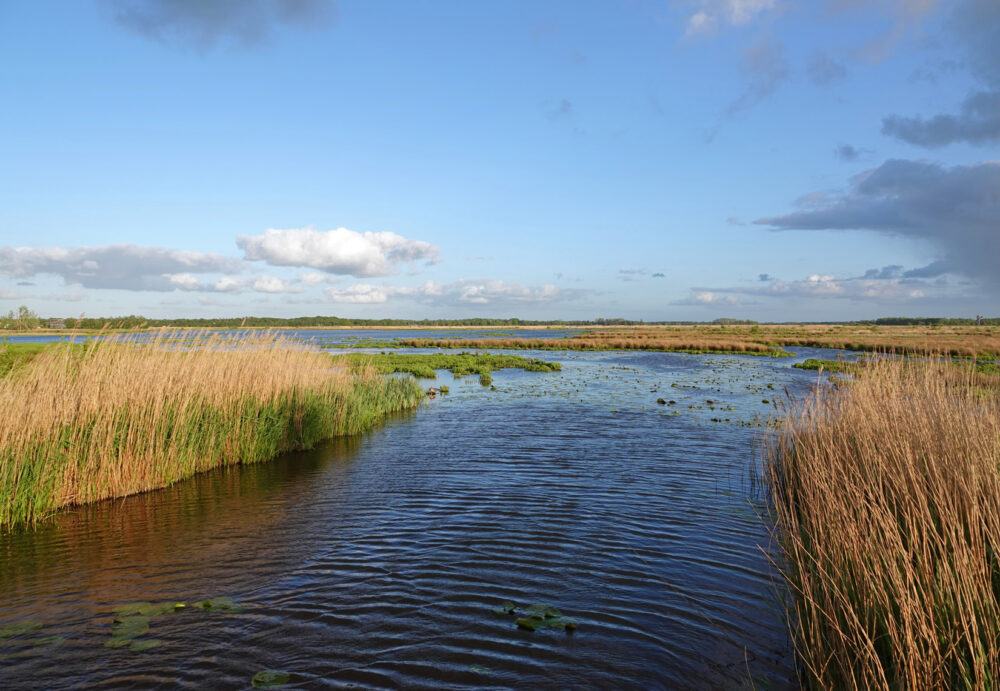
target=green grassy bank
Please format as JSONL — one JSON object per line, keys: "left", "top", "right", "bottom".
{"left": 0, "top": 337, "right": 424, "bottom": 529}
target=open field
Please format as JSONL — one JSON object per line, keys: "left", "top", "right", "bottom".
{"left": 377, "top": 324, "right": 1000, "bottom": 358}
{"left": 766, "top": 356, "right": 1000, "bottom": 689}
{"left": 0, "top": 334, "right": 424, "bottom": 528}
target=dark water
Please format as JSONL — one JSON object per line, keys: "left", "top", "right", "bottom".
{"left": 0, "top": 349, "right": 840, "bottom": 689}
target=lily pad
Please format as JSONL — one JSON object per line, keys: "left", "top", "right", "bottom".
{"left": 33, "top": 635, "right": 65, "bottom": 647}
{"left": 106, "top": 616, "right": 150, "bottom": 647}
{"left": 514, "top": 604, "right": 577, "bottom": 633}
{"left": 252, "top": 670, "right": 291, "bottom": 687}
{"left": 199, "top": 596, "right": 245, "bottom": 613}
{"left": 113, "top": 601, "right": 184, "bottom": 617}
{"left": 491, "top": 600, "right": 517, "bottom": 615}
{"left": 129, "top": 638, "right": 162, "bottom": 652}
{"left": 0, "top": 621, "right": 43, "bottom": 639}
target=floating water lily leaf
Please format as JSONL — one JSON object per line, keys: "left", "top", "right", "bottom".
{"left": 106, "top": 616, "right": 150, "bottom": 647}
{"left": 468, "top": 664, "right": 492, "bottom": 675}
{"left": 515, "top": 604, "right": 577, "bottom": 633}
{"left": 491, "top": 600, "right": 517, "bottom": 615}
{"left": 129, "top": 638, "right": 162, "bottom": 652}
{"left": 251, "top": 670, "right": 291, "bottom": 687}
{"left": 199, "top": 597, "right": 245, "bottom": 613}
{"left": 33, "top": 635, "right": 65, "bottom": 647}
{"left": 113, "top": 601, "right": 184, "bottom": 617}
{"left": 0, "top": 621, "right": 43, "bottom": 639}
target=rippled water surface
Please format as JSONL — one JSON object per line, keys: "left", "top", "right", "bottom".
{"left": 0, "top": 348, "right": 842, "bottom": 689}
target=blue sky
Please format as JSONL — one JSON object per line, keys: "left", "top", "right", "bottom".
{"left": 1, "top": 0, "right": 997, "bottom": 321}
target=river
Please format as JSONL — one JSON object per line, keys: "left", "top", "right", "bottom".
{"left": 0, "top": 343, "right": 846, "bottom": 689}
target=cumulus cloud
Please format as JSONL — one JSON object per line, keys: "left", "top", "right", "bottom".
{"left": 672, "top": 291, "right": 743, "bottom": 306}
{"left": 325, "top": 279, "right": 578, "bottom": 307}
{"left": 252, "top": 274, "right": 302, "bottom": 294}
{"left": 684, "top": 0, "right": 776, "bottom": 37}
{"left": 882, "top": 90, "right": 1000, "bottom": 147}
{"left": 755, "top": 159, "right": 1000, "bottom": 285}
{"left": 0, "top": 244, "right": 241, "bottom": 291}
{"left": 100, "top": 0, "right": 336, "bottom": 51}
{"left": 808, "top": 51, "right": 848, "bottom": 86}
{"left": 237, "top": 227, "right": 440, "bottom": 277}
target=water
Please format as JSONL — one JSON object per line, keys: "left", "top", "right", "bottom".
{"left": 0, "top": 348, "right": 842, "bottom": 689}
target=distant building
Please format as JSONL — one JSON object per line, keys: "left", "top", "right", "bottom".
{"left": 46, "top": 318, "right": 65, "bottom": 329}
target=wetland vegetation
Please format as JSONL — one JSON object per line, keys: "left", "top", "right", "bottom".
{"left": 0, "top": 334, "right": 424, "bottom": 528}
{"left": 766, "top": 355, "right": 1000, "bottom": 689}
{"left": 330, "top": 351, "right": 561, "bottom": 379}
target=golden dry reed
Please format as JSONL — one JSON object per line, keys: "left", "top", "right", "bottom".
{"left": 0, "top": 332, "right": 423, "bottom": 528}
{"left": 765, "top": 356, "right": 1000, "bottom": 689}
{"left": 396, "top": 324, "right": 1000, "bottom": 358}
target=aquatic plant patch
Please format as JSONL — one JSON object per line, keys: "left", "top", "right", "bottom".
{"left": 492, "top": 601, "right": 577, "bottom": 632}
{"left": 331, "top": 352, "right": 561, "bottom": 379}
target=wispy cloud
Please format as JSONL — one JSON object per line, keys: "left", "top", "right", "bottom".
{"left": 100, "top": 0, "right": 336, "bottom": 52}
{"left": 325, "top": 279, "right": 583, "bottom": 306}
{"left": 683, "top": 0, "right": 777, "bottom": 37}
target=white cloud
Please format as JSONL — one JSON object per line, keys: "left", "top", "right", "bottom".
{"left": 213, "top": 276, "right": 246, "bottom": 292}
{"left": 237, "top": 227, "right": 440, "bottom": 277}
{"left": 324, "top": 284, "right": 391, "bottom": 304}
{"left": 0, "top": 244, "right": 240, "bottom": 291}
{"left": 252, "top": 274, "right": 302, "bottom": 294}
{"left": 684, "top": 0, "right": 776, "bottom": 36}
{"left": 166, "top": 273, "right": 201, "bottom": 291}
{"left": 299, "top": 271, "right": 327, "bottom": 285}
{"left": 324, "top": 279, "right": 578, "bottom": 307}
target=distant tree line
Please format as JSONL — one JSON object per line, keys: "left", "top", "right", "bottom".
{"left": 0, "top": 306, "right": 40, "bottom": 331}
{"left": 874, "top": 317, "right": 1000, "bottom": 326}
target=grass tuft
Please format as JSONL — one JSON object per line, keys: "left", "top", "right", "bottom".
{"left": 765, "top": 355, "right": 1000, "bottom": 689}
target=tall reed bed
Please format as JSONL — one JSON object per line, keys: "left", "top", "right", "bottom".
{"left": 0, "top": 333, "right": 423, "bottom": 528}
{"left": 765, "top": 356, "right": 1000, "bottom": 689}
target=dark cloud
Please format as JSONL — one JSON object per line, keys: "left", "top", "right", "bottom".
{"left": 881, "top": 0, "right": 999, "bottom": 148}
{"left": 834, "top": 143, "right": 864, "bottom": 161}
{"left": 903, "top": 259, "right": 953, "bottom": 278}
{"left": 546, "top": 98, "right": 574, "bottom": 121}
{"left": 100, "top": 0, "right": 336, "bottom": 51}
{"left": 808, "top": 51, "right": 848, "bottom": 86}
{"left": 755, "top": 159, "right": 1000, "bottom": 285}
{"left": 0, "top": 244, "right": 241, "bottom": 291}
{"left": 881, "top": 89, "right": 1000, "bottom": 147}
{"left": 863, "top": 265, "right": 903, "bottom": 279}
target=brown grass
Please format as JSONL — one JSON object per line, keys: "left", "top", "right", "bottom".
{"left": 0, "top": 332, "right": 423, "bottom": 528}
{"left": 393, "top": 324, "right": 1000, "bottom": 358}
{"left": 765, "top": 356, "right": 1000, "bottom": 688}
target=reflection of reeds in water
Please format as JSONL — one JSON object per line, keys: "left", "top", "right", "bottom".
{"left": 765, "top": 356, "right": 1000, "bottom": 689}
{"left": 0, "top": 332, "right": 424, "bottom": 528}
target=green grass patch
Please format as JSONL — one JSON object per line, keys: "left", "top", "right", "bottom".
{"left": 793, "top": 358, "right": 860, "bottom": 373}
{"left": 330, "top": 352, "right": 562, "bottom": 379}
